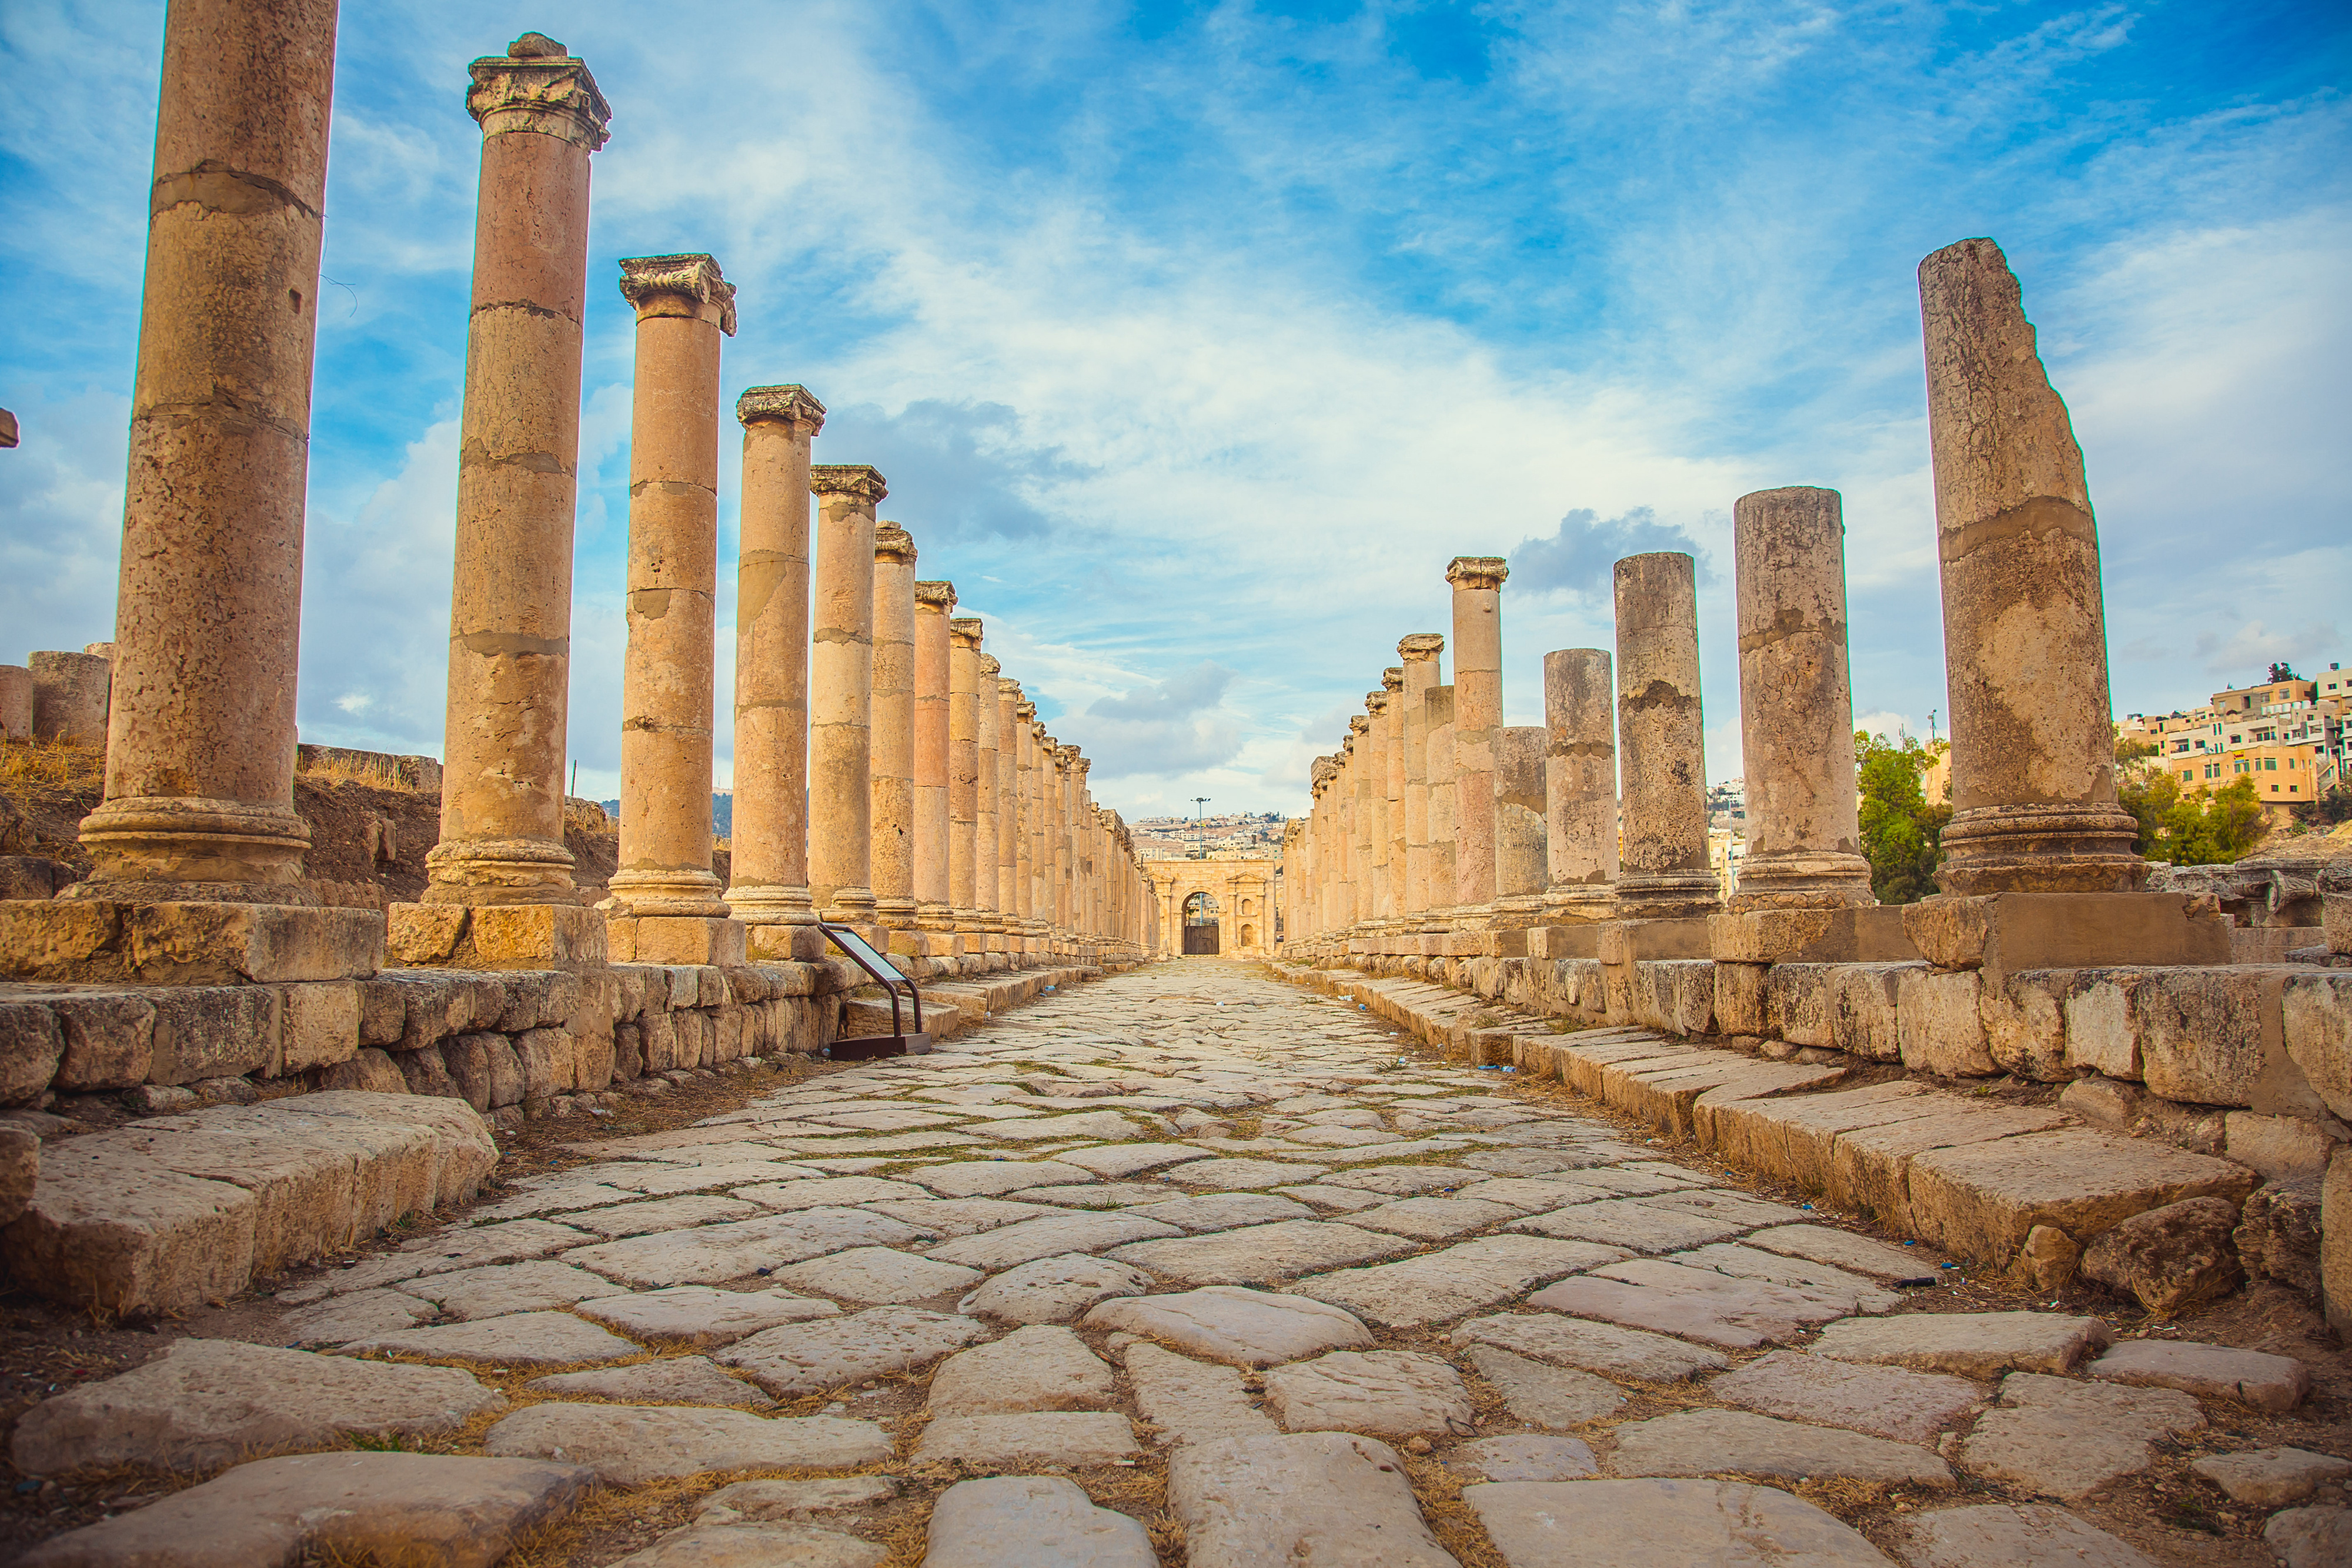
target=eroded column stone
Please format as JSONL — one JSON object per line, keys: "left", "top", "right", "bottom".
{"left": 420, "top": 34, "right": 609, "bottom": 929}
{"left": 997, "top": 675, "right": 1024, "bottom": 957}
{"left": 1919, "top": 238, "right": 2144, "bottom": 894}
{"left": 1384, "top": 667, "right": 1407, "bottom": 922}
{"left": 1614, "top": 551, "right": 1719, "bottom": 919}
{"left": 73, "top": 0, "right": 343, "bottom": 903}
{"left": 726, "top": 385, "right": 824, "bottom": 958}
{"left": 1364, "top": 687, "right": 1392, "bottom": 926}
{"left": 868, "top": 523, "right": 918, "bottom": 935}
{"left": 808, "top": 464, "right": 886, "bottom": 932}
{"left": 1015, "top": 703, "right": 1041, "bottom": 943}
{"left": 1448, "top": 557, "right": 1508, "bottom": 920}
{"left": 604, "top": 253, "right": 738, "bottom": 964}
{"left": 1494, "top": 727, "right": 1549, "bottom": 921}
{"left": 977, "top": 653, "right": 1003, "bottom": 951}
{"left": 1542, "top": 648, "right": 1617, "bottom": 922}
{"left": 948, "top": 618, "right": 983, "bottom": 928}
{"left": 1730, "top": 486, "right": 1873, "bottom": 910}
{"left": 1425, "top": 685, "right": 1456, "bottom": 929}
{"left": 1346, "top": 718, "right": 1372, "bottom": 928}
{"left": 912, "top": 581, "right": 956, "bottom": 936}
{"left": 1398, "top": 634, "right": 1444, "bottom": 921}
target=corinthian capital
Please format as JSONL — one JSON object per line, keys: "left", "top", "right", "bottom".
{"left": 1398, "top": 631, "right": 1445, "bottom": 661}
{"left": 737, "top": 385, "right": 825, "bottom": 432}
{"left": 811, "top": 464, "right": 888, "bottom": 504}
{"left": 1446, "top": 556, "right": 1509, "bottom": 591}
{"left": 619, "top": 253, "right": 736, "bottom": 335}
{"left": 873, "top": 523, "right": 916, "bottom": 564}
{"left": 915, "top": 580, "right": 957, "bottom": 610}
{"left": 467, "top": 35, "right": 611, "bottom": 149}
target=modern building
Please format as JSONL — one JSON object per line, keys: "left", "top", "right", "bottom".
{"left": 2122, "top": 661, "right": 2347, "bottom": 809}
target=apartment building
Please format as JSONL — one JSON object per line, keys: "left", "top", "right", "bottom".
{"left": 2123, "top": 661, "right": 2348, "bottom": 807}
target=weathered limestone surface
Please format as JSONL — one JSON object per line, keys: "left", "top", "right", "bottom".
{"left": 922, "top": 1476, "right": 1155, "bottom": 1568}
{"left": 483, "top": 1402, "right": 890, "bottom": 1484}
{"left": 1465, "top": 1479, "right": 1891, "bottom": 1568}
{"left": 870, "top": 524, "right": 920, "bottom": 933}
{"left": 1613, "top": 553, "right": 1719, "bottom": 918}
{"left": 1448, "top": 557, "right": 1508, "bottom": 915}
{"left": 1170, "top": 1431, "right": 1457, "bottom": 1568}
{"left": 1541, "top": 648, "right": 1616, "bottom": 922}
{"left": 807, "top": 465, "right": 886, "bottom": 928}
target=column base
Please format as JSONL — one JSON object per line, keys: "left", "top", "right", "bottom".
{"left": 1613, "top": 872, "right": 1723, "bottom": 921}
{"left": 1726, "top": 850, "right": 1873, "bottom": 912}
{"left": 0, "top": 899, "right": 383, "bottom": 985}
{"left": 1489, "top": 895, "right": 1546, "bottom": 931}
{"left": 1902, "top": 892, "right": 2229, "bottom": 982}
{"left": 421, "top": 837, "right": 579, "bottom": 904}
{"left": 606, "top": 913, "right": 747, "bottom": 965}
{"left": 387, "top": 901, "right": 607, "bottom": 972}
{"left": 604, "top": 868, "right": 731, "bottom": 919}
{"left": 75, "top": 796, "right": 312, "bottom": 891}
{"left": 1710, "top": 905, "right": 1919, "bottom": 964}
{"left": 1936, "top": 804, "right": 2149, "bottom": 895}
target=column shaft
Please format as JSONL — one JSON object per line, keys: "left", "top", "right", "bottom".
{"left": 807, "top": 465, "right": 886, "bottom": 924}
{"left": 868, "top": 524, "right": 918, "bottom": 930}
{"left": 1384, "top": 666, "right": 1406, "bottom": 918}
{"left": 1919, "top": 238, "right": 2144, "bottom": 893}
{"left": 727, "top": 386, "right": 824, "bottom": 934}
{"left": 610, "top": 253, "right": 734, "bottom": 919}
{"left": 77, "top": 0, "right": 343, "bottom": 896}
{"left": 976, "top": 653, "right": 1002, "bottom": 938}
{"left": 1730, "top": 487, "right": 1874, "bottom": 910}
{"left": 997, "top": 677, "right": 1023, "bottom": 944}
{"left": 947, "top": 619, "right": 983, "bottom": 921}
{"left": 1613, "top": 551, "right": 1719, "bottom": 918}
{"left": 1448, "top": 557, "right": 1508, "bottom": 916}
{"left": 1425, "top": 684, "right": 1457, "bottom": 922}
{"left": 912, "top": 582, "right": 956, "bottom": 930}
{"left": 1542, "top": 648, "right": 1618, "bottom": 920}
{"left": 1494, "top": 726, "right": 1549, "bottom": 914}
{"left": 1398, "top": 634, "right": 1443, "bottom": 919}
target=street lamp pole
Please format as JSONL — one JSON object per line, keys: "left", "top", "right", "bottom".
{"left": 1191, "top": 796, "right": 1211, "bottom": 859}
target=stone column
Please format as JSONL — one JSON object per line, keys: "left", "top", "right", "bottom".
{"left": 808, "top": 464, "right": 887, "bottom": 932}
{"left": 1730, "top": 487, "right": 1873, "bottom": 910}
{"left": 1074, "top": 760, "right": 1095, "bottom": 939}
{"left": 1542, "top": 648, "right": 1618, "bottom": 921}
{"left": 726, "top": 385, "right": 825, "bottom": 958}
{"left": 1308, "top": 758, "right": 1337, "bottom": 938}
{"left": 1384, "top": 666, "right": 1407, "bottom": 920}
{"left": 606, "top": 253, "right": 739, "bottom": 962}
{"left": 975, "top": 652, "right": 1003, "bottom": 951}
{"left": 1363, "top": 690, "right": 1392, "bottom": 925}
{"left": 1057, "top": 745, "right": 1083, "bottom": 940}
{"left": 1919, "top": 238, "right": 2144, "bottom": 894}
{"left": 912, "top": 581, "right": 957, "bottom": 936}
{"left": 868, "top": 523, "right": 919, "bottom": 934}
{"left": 1494, "top": 726, "right": 1549, "bottom": 921}
{"left": 1425, "top": 684, "right": 1457, "bottom": 928}
{"left": 1398, "top": 634, "right": 1444, "bottom": 920}
{"left": 1344, "top": 723, "right": 1370, "bottom": 927}
{"left": 997, "top": 676, "right": 1024, "bottom": 958}
{"left": 948, "top": 618, "right": 983, "bottom": 927}
{"left": 1448, "top": 557, "right": 1508, "bottom": 919}
{"left": 68, "top": 0, "right": 340, "bottom": 908}
{"left": 1014, "top": 703, "right": 1040, "bottom": 943}
{"left": 418, "top": 34, "right": 609, "bottom": 934}
{"left": 0, "top": 666, "right": 29, "bottom": 742}
{"left": 1613, "top": 551, "right": 1719, "bottom": 918}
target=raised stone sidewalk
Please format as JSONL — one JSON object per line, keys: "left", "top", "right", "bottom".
{"left": 8, "top": 958, "right": 2343, "bottom": 1566}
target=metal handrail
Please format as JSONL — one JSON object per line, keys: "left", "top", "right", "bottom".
{"left": 816, "top": 921, "right": 925, "bottom": 1038}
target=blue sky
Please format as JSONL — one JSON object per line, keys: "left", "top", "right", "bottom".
{"left": 5, "top": 0, "right": 2347, "bottom": 819}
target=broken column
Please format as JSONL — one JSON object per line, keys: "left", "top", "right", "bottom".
{"left": 1398, "top": 634, "right": 1444, "bottom": 922}
{"left": 602, "top": 253, "right": 740, "bottom": 964}
{"left": 1728, "top": 487, "right": 1873, "bottom": 911}
{"left": 1542, "top": 648, "right": 1618, "bottom": 923}
{"left": 1903, "top": 238, "right": 2223, "bottom": 974}
{"left": 948, "top": 618, "right": 983, "bottom": 931}
{"left": 912, "top": 581, "right": 957, "bottom": 943}
{"left": 869, "top": 523, "right": 919, "bottom": 937}
{"left": 1448, "top": 557, "right": 1508, "bottom": 921}
{"left": 412, "top": 32, "right": 610, "bottom": 961}
{"left": 726, "top": 385, "right": 826, "bottom": 959}
{"left": 0, "top": 666, "right": 29, "bottom": 741}
{"left": 808, "top": 464, "right": 887, "bottom": 935}
{"left": 1492, "top": 726, "right": 1549, "bottom": 924}
{"left": 1613, "top": 551, "right": 1720, "bottom": 920}
{"left": 28, "top": 652, "right": 110, "bottom": 747}
{"left": 12, "top": 0, "right": 382, "bottom": 985}
{"left": 1919, "top": 238, "right": 2147, "bottom": 896}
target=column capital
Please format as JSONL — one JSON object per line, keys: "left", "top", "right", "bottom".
{"left": 873, "top": 522, "right": 917, "bottom": 565}
{"left": 1015, "top": 701, "right": 1038, "bottom": 722}
{"left": 1398, "top": 632, "right": 1445, "bottom": 661}
{"left": 1055, "top": 744, "right": 1081, "bottom": 765}
{"left": 1365, "top": 690, "right": 1389, "bottom": 715}
{"left": 978, "top": 653, "right": 1001, "bottom": 677}
{"left": 1074, "top": 756, "right": 1092, "bottom": 778}
{"left": 1349, "top": 716, "right": 1372, "bottom": 737}
{"left": 811, "top": 464, "right": 887, "bottom": 504}
{"left": 618, "top": 253, "right": 736, "bottom": 335}
{"left": 914, "top": 580, "right": 957, "bottom": 610}
{"left": 1446, "top": 556, "right": 1509, "bottom": 591}
{"left": 1312, "top": 756, "right": 1339, "bottom": 791}
{"left": 998, "top": 677, "right": 1024, "bottom": 700}
{"left": 736, "top": 385, "right": 825, "bottom": 432}
{"left": 950, "top": 617, "right": 984, "bottom": 648}
{"left": 1042, "top": 735, "right": 1060, "bottom": 755}
{"left": 467, "top": 35, "right": 611, "bottom": 149}
{"left": 1382, "top": 666, "right": 1404, "bottom": 693}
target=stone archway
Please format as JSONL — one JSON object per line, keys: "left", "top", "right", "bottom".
{"left": 1182, "top": 891, "right": 1221, "bottom": 954}
{"left": 1147, "top": 857, "right": 1278, "bottom": 958}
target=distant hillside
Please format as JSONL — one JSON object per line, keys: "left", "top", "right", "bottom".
{"left": 599, "top": 792, "right": 734, "bottom": 836}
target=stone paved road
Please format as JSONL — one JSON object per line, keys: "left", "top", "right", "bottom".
{"left": 14, "top": 960, "right": 2346, "bottom": 1567}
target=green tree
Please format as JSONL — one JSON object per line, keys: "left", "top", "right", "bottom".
{"left": 2119, "top": 770, "right": 2268, "bottom": 862}
{"left": 1855, "top": 730, "right": 1949, "bottom": 904}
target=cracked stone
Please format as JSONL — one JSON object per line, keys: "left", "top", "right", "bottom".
{"left": 1464, "top": 1478, "right": 1891, "bottom": 1568}
{"left": 1125, "top": 1342, "right": 1277, "bottom": 1446}
{"left": 713, "top": 1306, "right": 991, "bottom": 1396}
{"left": 927, "top": 1325, "right": 1117, "bottom": 1416}
{"left": 1810, "top": 1312, "right": 2110, "bottom": 1379}
{"left": 1264, "top": 1349, "right": 1474, "bottom": 1438}
{"left": 564, "top": 1208, "right": 926, "bottom": 1288}
{"left": 1462, "top": 1345, "right": 1625, "bottom": 1428}
{"left": 572, "top": 1285, "right": 840, "bottom": 1346}
{"left": 961, "top": 1253, "right": 1155, "bottom": 1324}
{"left": 526, "top": 1356, "right": 771, "bottom": 1408}
{"left": 1107, "top": 1219, "right": 1415, "bottom": 1284}
{"left": 1169, "top": 1431, "right": 1456, "bottom": 1568}
{"left": 1957, "top": 1372, "right": 2204, "bottom": 1499}
{"left": 393, "top": 1260, "right": 632, "bottom": 1321}
{"left": 482, "top": 1402, "right": 889, "bottom": 1485}
{"left": 1292, "top": 1237, "right": 1625, "bottom": 1330}
{"left": 1452, "top": 1313, "right": 1728, "bottom": 1382}
{"left": 913, "top": 1411, "right": 1141, "bottom": 1468}
{"left": 2085, "top": 1338, "right": 2310, "bottom": 1414}
{"left": 1745, "top": 1223, "right": 1936, "bottom": 1279}
{"left": 769, "top": 1246, "right": 985, "bottom": 1305}
{"left": 694, "top": 1476, "right": 898, "bottom": 1523}
{"left": 1125, "top": 1193, "right": 1317, "bottom": 1232}
{"left": 1887, "top": 1502, "right": 2159, "bottom": 1568}
{"left": 1083, "top": 1286, "right": 1375, "bottom": 1368}
{"left": 924, "top": 1211, "right": 1182, "bottom": 1271}
{"left": 2191, "top": 1447, "right": 2352, "bottom": 1507}
{"left": 338, "top": 1310, "right": 640, "bottom": 1369}
{"left": 921, "top": 1475, "right": 1157, "bottom": 1568}
{"left": 1446, "top": 1433, "right": 1598, "bottom": 1483}
{"left": 1608, "top": 1407, "right": 1955, "bottom": 1487}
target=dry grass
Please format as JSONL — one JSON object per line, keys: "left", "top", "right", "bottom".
{"left": 295, "top": 751, "right": 414, "bottom": 791}
{"left": 564, "top": 798, "right": 614, "bottom": 835}
{"left": 0, "top": 735, "right": 102, "bottom": 810}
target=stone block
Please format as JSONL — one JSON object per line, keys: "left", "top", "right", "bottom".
{"left": 1765, "top": 963, "right": 1833, "bottom": 1046}
{"left": 2223, "top": 1112, "right": 2334, "bottom": 1183}
{"left": 2281, "top": 972, "right": 2352, "bottom": 1122}
{"left": 1710, "top": 961, "right": 1766, "bottom": 1035}
{"left": 316, "top": 1046, "right": 407, "bottom": 1095}
{"left": 1829, "top": 962, "right": 1911, "bottom": 1061}
{"left": 1465, "top": 1478, "right": 1889, "bottom": 1568}
{"left": 1709, "top": 905, "right": 1919, "bottom": 964}
{"left": 3, "top": 1138, "right": 258, "bottom": 1313}
{"left": 1897, "top": 966, "right": 1993, "bottom": 1076}
{"left": 0, "top": 1126, "right": 38, "bottom": 1229}
{"left": 147, "top": 985, "right": 279, "bottom": 1085}
{"left": 0, "top": 997, "right": 66, "bottom": 1102}
{"left": 1981, "top": 970, "right": 2070, "bottom": 1081}
{"left": 514, "top": 1027, "right": 574, "bottom": 1099}
{"left": 0, "top": 899, "right": 120, "bottom": 983}
{"left": 482, "top": 1035, "right": 526, "bottom": 1107}
{"left": 1903, "top": 891, "right": 2230, "bottom": 980}
{"left": 278, "top": 982, "right": 360, "bottom": 1074}
{"left": 2317, "top": 1146, "right": 2350, "bottom": 1336}
{"left": 119, "top": 902, "right": 384, "bottom": 985}
{"left": 1906, "top": 1127, "right": 2257, "bottom": 1268}
{"left": 613, "top": 916, "right": 747, "bottom": 968}
{"left": 386, "top": 902, "right": 609, "bottom": 973}
{"left": 443, "top": 1034, "right": 495, "bottom": 1111}
{"left": 2080, "top": 1195, "right": 2244, "bottom": 1315}
{"left": 2327, "top": 890, "right": 2351, "bottom": 955}
{"left": 2062, "top": 969, "right": 2142, "bottom": 1079}
{"left": 0, "top": 857, "right": 70, "bottom": 900}
{"left": 398, "top": 1043, "right": 461, "bottom": 1099}
{"left": 2136, "top": 967, "right": 2289, "bottom": 1108}
{"left": 2236, "top": 1178, "right": 2324, "bottom": 1299}
{"left": 356, "top": 978, "right": 406, "bottom": 1045}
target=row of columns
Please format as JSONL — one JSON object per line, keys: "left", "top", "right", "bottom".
{"left": 1284, "top": 234, "right": 2150, "bottom": 955}
{"left": 17, "top": 16, "right": 1148, "bottom": 983}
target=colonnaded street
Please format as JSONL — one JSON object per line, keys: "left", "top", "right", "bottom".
{"left": 13, "top": 959, "right": 2340, "bottom": 1568}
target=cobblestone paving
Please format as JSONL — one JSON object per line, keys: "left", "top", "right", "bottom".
{"left": 14, "top": 961, "right": 2347, "bottom": 1567}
